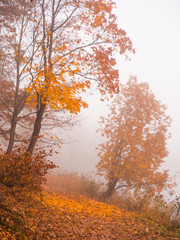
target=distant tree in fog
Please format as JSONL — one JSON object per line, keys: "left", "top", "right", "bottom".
{"left": 97, "top": 76, "right": 173, "bottom": 200}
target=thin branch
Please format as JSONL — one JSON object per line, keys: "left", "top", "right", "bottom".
{"left": 16, "top": 121, "right": 33, "bottom": 130}
{"left": 59, "top": 39, "right": 103, "bottom": 60}
{"left": 17, "top": 110, "right": 37, "bottom": 121}
{"left": 53, "top": 5, "right": 79, "bottom": 33}
{"left": 0, "top": 97, "right": 13, "bottom": 113}
{"left": 14, "top": 138, "right": 30, "bottom": 142}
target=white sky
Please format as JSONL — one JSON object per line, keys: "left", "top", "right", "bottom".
{"left": 115, "top": 0, "right": 180, "bottom": 178}
{"left": 56, "top": 0, "right": 180, "bottom": 194}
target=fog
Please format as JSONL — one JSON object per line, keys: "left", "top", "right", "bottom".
{"left": 54, "top": 0, "right": 180, "bottom": 194}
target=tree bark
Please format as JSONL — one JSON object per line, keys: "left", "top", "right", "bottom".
{"left": 27, "top": 103, "right": 46, "bottom": 154}
{"left": 6, "top": 111, "right": 18, "bottom": 154}
{"left": 99, "top": 178, "right": 118, "bottom": 200}
{"left": 6, "top": 7, "right": 26, "bottom": 154}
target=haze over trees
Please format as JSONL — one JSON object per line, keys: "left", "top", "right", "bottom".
{"left": 97, "top": 76, "right": 173, "bottom": 200}
{"left": 0, "top": 0, "right": 176, "bottom": 201}
{"left": 0, "top": 0, "right": 134, "bottom": 155}
{"left": 0, "top": 1, "right": 180, "bottom": 238}
{"left": 0, "top": 0, "right": 134, "bottom": 192}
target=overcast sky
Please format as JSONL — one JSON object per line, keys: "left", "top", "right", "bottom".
{"left": 56, "top": 0, "right": 180, "bottom": 193}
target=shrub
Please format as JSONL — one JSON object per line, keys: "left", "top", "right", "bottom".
{"left": 0, "top": 147, "right": 56, "bottom": 192}
{"left": 45, "top": 172, "right": 101, "bottom": 199}
{"left": 102, "top": 189, "right": 180, "bottom": 229}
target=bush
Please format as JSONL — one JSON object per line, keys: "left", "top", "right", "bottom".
{"left": 45, "top": 172, "right": 101, "bottom": 199}
{"left": 0, "top": 147, "right": 56, "bottom": 192}
{"left": 102, "top": 189, "right": 180, "bottom": 229}
{"left": 45, "top": 171, "right": 180, "bottom": 230}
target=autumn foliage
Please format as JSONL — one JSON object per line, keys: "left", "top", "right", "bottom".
{"left": 0, "top": 1, "right": 179, "bottom": 238}
{"left": 0, "top": 147, "right": 56, "bottom": 192}
{"left": 0, "top": 0, "right": 135, "bottom": 154}
{"left": 0, "top": 0, "right": 134, "bottom": 197}
{"left": 0, "top": 183, "right": 178, "bottom": 239}
{"left": 97, "top": 76, "right": 173, "bottom": 199}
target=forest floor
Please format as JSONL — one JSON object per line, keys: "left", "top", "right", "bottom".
{"left": 0, "top": 183, "right": 179, "bottom": 240}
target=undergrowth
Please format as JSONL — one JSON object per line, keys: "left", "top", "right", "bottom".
{"left": 0, "top": 169, "right": 179, "bottom": 239}
{"left": 45, "top": 172, "right": 180, "bottom": 235}
{"left": 0, "top": 182, "right": 179, "bottom": 239}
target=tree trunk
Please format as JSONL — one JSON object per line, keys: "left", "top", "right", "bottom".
{"left": 27, "top": 103, "right": 46, "bottom": 154}
{"left": 6, "top": 111, "right": 18, "bottom": 154}
{"left": 100, "top": 178, "right": 118, "bottom": 200}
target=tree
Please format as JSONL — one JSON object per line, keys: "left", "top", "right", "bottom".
{"left": 25, "top": 0, "right": 135, "bottom": 154}
{"left": 96, "top": 76, "right": 172, "bottom": 200}
{"left": 0, "top": 0, "right": 134, "bottom": 154}
{"left": 0, "top": 0, "right": 40, "bottom": 153}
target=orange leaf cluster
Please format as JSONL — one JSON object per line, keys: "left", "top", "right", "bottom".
{"left": 24, "top": 0, "right": 135, "bottom": 115}
{"left": 97, "top": 76, "right": 172, "bottom": 197}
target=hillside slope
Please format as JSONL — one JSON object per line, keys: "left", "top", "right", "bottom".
{"left": 0, "top": 183, "right": 178, "bottom": 239}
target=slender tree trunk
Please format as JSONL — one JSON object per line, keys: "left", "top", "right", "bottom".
{"left": 6, "top": 8, "right": 25, "bottom": 154}
{"left": 6, "top": 60, "right": 20, "bottom": 154}
{"left": 27, "top": 103, "right": 46, "bottom": 154}
{"left": 6, "top": 92, "right": 29, "bottom": 154}
{"left": 6, "top": 112, "right": 18, "bottom": 154}
{"left": 27, "top": 0, "right": 55, "bottom": 155}
{"left": 100, "top": 178, "right": 118, "bottom": 200}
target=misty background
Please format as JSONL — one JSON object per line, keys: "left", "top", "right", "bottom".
{"left": 53, "top": 0, "right": 180, "bottom": 194}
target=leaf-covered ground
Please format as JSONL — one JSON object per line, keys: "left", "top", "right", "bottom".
{"left": 0, "top": 184, "right": 179, "bottom": 239}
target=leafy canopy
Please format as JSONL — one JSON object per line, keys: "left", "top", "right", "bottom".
{"left": 97, "top": 76, "right": 172, "bottom": 197}
{"left": 23, "top": 0, "right": 134, "bottom": 113}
